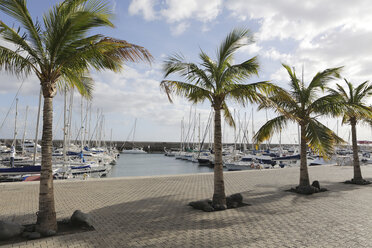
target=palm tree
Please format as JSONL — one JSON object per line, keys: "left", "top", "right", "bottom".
{"left": 254, "top": 64, "right": 344, "bottom": 193}
{"left": 327, "top": 79, "right": 372, "bottom": 184}
{"left": 0, "top": 0, "right": 152, "bottom": 233}
{"left": 160, "top": 28, "right": 278, "bottom": 209}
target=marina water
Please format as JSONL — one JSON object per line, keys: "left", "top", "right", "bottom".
{"left": 108, "top": 153, "right": 215, "bottom": 177}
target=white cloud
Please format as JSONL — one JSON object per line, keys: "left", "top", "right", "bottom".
{"left": 128, "top": 0, "right": 158, "bottom": 21}
{"left": 170, "top": 22, "right": 190, "bottom": 36}
{"left": 129, "top": 0, "right": 223, "bottom": 34}
{"left": 160, "top": 0, "right": 223, "bottom": 23}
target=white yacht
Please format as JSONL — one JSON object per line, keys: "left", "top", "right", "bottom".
{"left": 23, "top": 140, "right": 41, "bottom": 153}
{"left": 121, "top": 147, "right": 147, "bottom": 154}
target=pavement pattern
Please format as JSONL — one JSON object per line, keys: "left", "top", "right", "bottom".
{"left": 1, "top": 165, "right": 372, "bottom": 248}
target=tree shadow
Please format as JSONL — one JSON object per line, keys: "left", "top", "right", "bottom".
{"left": 286, "top": 179, "right": 372, "bottom": 204}
{"left": 80, "top": 195, "right": 269, "bottom": 247}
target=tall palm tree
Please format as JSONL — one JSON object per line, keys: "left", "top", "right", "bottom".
{"left": 254, "top": 64, "right": 344, "bottom": 193}
{"left": 0, "top": 0, "right": 152, "bottom": 233}
{"left": 327, "top": 79, "right": 372, "bottom": 184}
{"left": 161, "top": 28, "right": 278, "bottom": 209}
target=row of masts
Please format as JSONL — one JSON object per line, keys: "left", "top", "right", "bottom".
{"left": 178, "top": 105, "right": 354, "bottom": 152}
{"left": 4, "top": 86, "right": 113, "bottom": 166}
{"left": 179, "top": 106, "right": 263, "bottom": 152}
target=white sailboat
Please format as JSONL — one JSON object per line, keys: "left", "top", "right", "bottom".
{"left": 121, "top": 118, "right": 147, "bottom": 154}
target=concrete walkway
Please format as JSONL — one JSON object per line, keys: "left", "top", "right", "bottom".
{"left": 1, "top": 165, "right": 372, "bottom": 247}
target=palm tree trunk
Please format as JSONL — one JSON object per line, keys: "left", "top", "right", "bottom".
{"left": 299, "top": 124, "right": 310, "bottom": 187}
{"left": 212, "top": 108, "right": 226, "bottom": 209}
{"left": 351, "top": 119, "right": 363, "bottom": 181}
{"left": 36, "top": 96, "right": 57, "bottom": 233}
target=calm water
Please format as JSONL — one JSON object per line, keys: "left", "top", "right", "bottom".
{"left": 108, "top": 153, "right": 214, "bottom": 177}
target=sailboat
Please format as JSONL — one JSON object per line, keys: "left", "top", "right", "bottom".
{"left": 121, "top": 118, "right": 147, "bottom": 154}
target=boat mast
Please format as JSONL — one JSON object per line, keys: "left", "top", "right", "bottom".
{"left": 180, "top": 118, "right": 184, "bottom": 151}
{"left": 80, "top": 96, "right": 84, "bottom": 156}
{"left": 88, "top": 102, "right": 92, "bottom": 148}
{"left": 110, "top": 128, "right": 113, "bottom": 150}
{"left": 198, "top": 113, "right": 201, "bottom": 151}
{"left": 21, "top": 105, "right": 28, "bottom": 154}
{"left": 12, "top": 98, "right": 18, "bottom": 147}
{"left": 251, "top": 107, "right": 254, "bottom": 150}
{"left": 233, "top": 109, "right": 236, "bottom": 150}
{"left": 63, "top": 87, "right": 67, "bottom": 168}
{"left": 33, "top": 89, "right": 42, "bottom": 165}
{"left": 132, "top": 118, "right": 137, "bottom": 148}
{"left": 67, "top": 90, "right": 74, "bottom": 149}
{"left": 95, "top": 108, "right": 99, "bottom": 147}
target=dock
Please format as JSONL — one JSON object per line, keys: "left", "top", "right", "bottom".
{"left": 1, "top": 165, "right": 371, "bottom": 247}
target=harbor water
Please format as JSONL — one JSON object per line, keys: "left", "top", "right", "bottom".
{"left": 108, "top": 153, "right": 215, "bottom": 177}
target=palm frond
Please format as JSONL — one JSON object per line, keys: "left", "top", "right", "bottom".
{"left": 254, "top": 115, "right": 288, "bottom": 144}
{"left": 0, "top": 0, "right": 45, "bottom": 59}
{"left": 281, "top": 63, "right": 302, "bottom": 101}
{"left": 308, "top": 66, "right": 343, "bottom": 91}
{"left": 220, "top": 56, "right": 259, "bottom": 87}
{"left": 221, "top": 101, "right": 235, "bottom": 128}
{"left": 217, "top": 28, "right": 253, "bottom": 70}
{"left": 58, "top": 68, "right": 94, "bottom": 99}
{"left": 58, "top": 37, "right": 153, "bottom": 73}
{"left": 225, "top": 81, "right": 275, "bottom": 106}
{"left": 0, "top": 21, "right": 41, "bottom": 65}
{"left": 163, "top": 54, "right": 214, "bottom": 91}
{"left": 309, "top": 94, "right": 345, "bottom": 117}
{"left": 306, "top": 119, "right": 345, "bottom": 158}
{"left": 0, "top": 45, "right": 34, "bottom": 76}
{"left": 160, "top": 80, "right": 211, "bottom": 104}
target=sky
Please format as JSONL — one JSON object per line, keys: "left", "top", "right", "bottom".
{"left": 1, "top": 0, "right": 372, "bottom": 144}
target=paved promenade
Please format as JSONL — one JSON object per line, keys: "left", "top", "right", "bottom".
{"left": 1, "top": 165, "right": 372, "bottom": 248}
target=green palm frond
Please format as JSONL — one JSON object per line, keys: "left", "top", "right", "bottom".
{"left": 254, "top": 115, "right": 287, "bottom": 144}
{"left": 199, "top": 50, "right": 216, "bottom": 77}
{"left": 0, "top": 45, "right": 34, "bottom": 76}
{"left": 354, "top": 81, "right": 372, "bottom": 102}
{"left": 220, "top": 56, "right": 259, "bottom": 86}
{"left": 281, "top": 63, "right": 302, "bottom": 101}
{"left": 309, "top": 94, "right": 344, "bottom": 117}
{"left": 327, "top": 79, "right": 372, "bottom": 123}
{"left": 0, "top": 0, "right": 44, "bottom": 59}
{"left": 308, "top": 67, "right": 342, "bottom": 91}
{"left": 0, "top": 21, "right": 41, "bottom": 66}
{"left": 225, "top": 81, "right": 275, "bottom": 106}
{"left": 163, "top": 54, "right": 214, "bottom": 91}
{"left": 221, "top": 101, "right": 235, "bottom": 127}
{"left": 217, "top": 28, "right": 253, "bottom": 70}
{"left": 160, "top": 80, "right": 211, "bottom": 104}
{"left": 306, "top": 119, "right": 345, "bottom": 158}
{"left": 58, "top": 67, "right": 94, "bottom": 99}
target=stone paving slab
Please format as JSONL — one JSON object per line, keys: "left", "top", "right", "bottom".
{"left": 1, "top": 165, "right": 372, "bottom": 247}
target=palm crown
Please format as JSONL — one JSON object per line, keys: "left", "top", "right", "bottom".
{"left": 161, "top": 28, "right": 278, "bottom": 123}
{"left": 0, "top": 0, "right": 152, "bottom": 97}
{"left": 254, "top": 64, "right": 344, "bottom": 157}
{"left": 328, "top": 79, "right": 372, "bottom": 124}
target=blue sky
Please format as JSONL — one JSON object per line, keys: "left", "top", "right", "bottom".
{"left": 1, "top": 0, "right": 372, "bottom": 144}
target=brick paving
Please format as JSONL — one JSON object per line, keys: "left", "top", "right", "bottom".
{"left": 1, "top": 165, "right": 372, "bottom": 247}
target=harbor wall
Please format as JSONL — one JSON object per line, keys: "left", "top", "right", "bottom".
{"left": 1, "top": 139, "right": 280, "bottom": 153}
{"left": 1, "top": 139, "right": 368, "bottom": 153}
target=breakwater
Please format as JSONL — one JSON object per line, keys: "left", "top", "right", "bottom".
{"left": 1, "top": 139, "right": 276, "bottom": 153}
{"left": 1, "top": 139, "right": 362, "bottom": 153}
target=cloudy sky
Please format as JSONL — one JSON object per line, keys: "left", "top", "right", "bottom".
{"left": 1, "top": 0, "right": 372, "bottom": 144}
